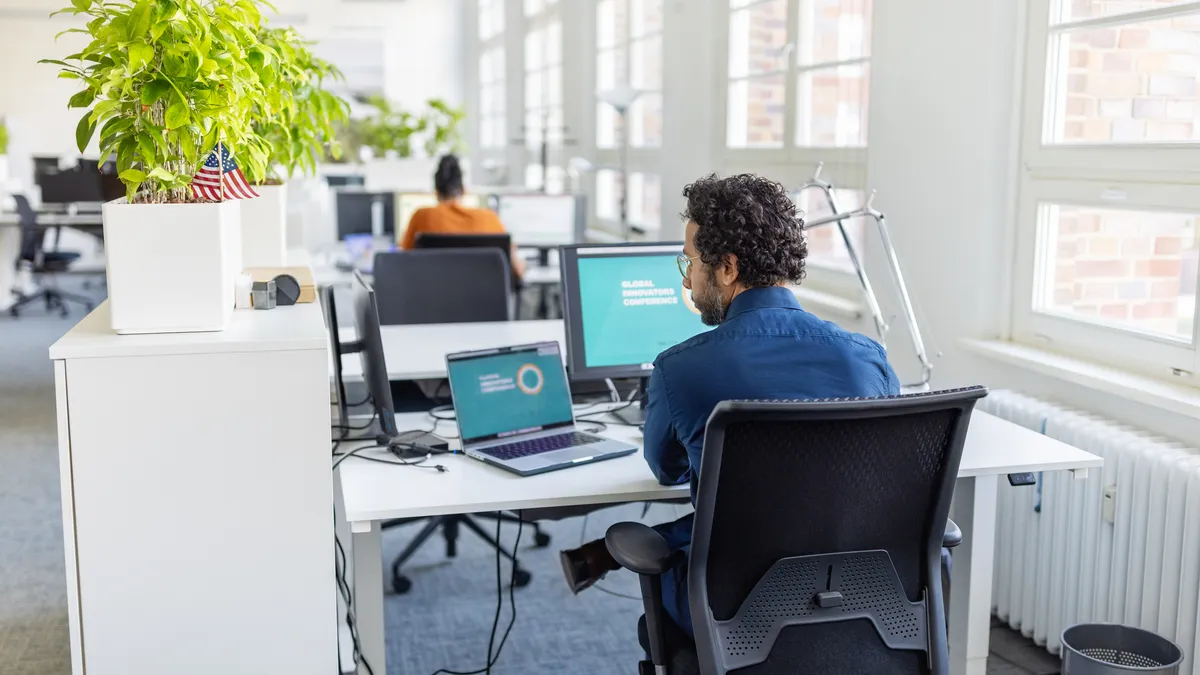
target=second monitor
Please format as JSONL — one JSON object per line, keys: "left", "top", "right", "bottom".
{"left": 559, "top": 243, "right": 713, "bottom": 422}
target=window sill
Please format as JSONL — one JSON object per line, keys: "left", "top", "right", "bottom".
{"left": 792, "top": 286, "right": 863, "bottom": 321}
{"left": 963, "top": 339, "right": 1200, "bottom": 421}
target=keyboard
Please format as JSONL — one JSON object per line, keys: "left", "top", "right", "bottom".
{"left": 479, "top": 432, "right": 600, "bottom": 461}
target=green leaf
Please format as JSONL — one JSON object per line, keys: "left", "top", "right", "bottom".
{"left": 127, "top": 0, "right": 152, "bottom": 40}
{"left": 68, "top": 89, "right": 96, "bottom": 109}
{"left": 147, "top": 167, "right": 176, "bottom": 182}
{"left": 58, "top": 72, "right": 81, "bottom": 80}
{"left": 128, "top": 43, "right": 154, "bottom": 71}
{"left": 119, "top": 169, "right": 147, "bottom": 183}
{"left": 75, "top": 111, "right": 97, "bottom": 153}
{"left": 140, "top": 78, "right": 171, "bottom": 106}
{"left": 71, "top": 0, "right": 92, "bottom": 11}
{"left": 136, "top": 131, "right": 156, "bottom": 160}
{"left": 99, "top": 116, "right": 134, "bottom": 142}
{"left": 165, "top": 99, "right": 190, "bottom": 129}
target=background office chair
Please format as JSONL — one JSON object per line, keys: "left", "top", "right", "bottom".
{"left": 413, "top": 232, "right": 529, "bottom": 317}
{"left": 373, "top": 248, "right": 512, "bottom": 324}
{"left": 371, "top": 248, "right": 548, "bottom": 594}
{"left": 9, "top": 195, "right": 94, "bottom": 318}
{"left": 606, "top": 387, "right": 986, "bottom": 675}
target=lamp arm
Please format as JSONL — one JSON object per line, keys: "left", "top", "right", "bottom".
{"left": 795, "top": 173, "right": 934, "bottom": 387}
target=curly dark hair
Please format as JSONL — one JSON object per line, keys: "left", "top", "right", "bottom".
{"left": 681, "top": 173, "right": 807, "bottom": 287}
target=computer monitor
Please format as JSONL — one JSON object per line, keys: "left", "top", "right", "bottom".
{"left": 326, "top": 174, "right": 365, "bottom": 188}
{"left": 492, "top": 193, "right": 584, "bottom": 247}
{"left": 394, "top": 192, "right": 482, "bottom": 244}
{"left": 559, "top": 242, "right": 713, "bottom": 382}
{"left": 321, "top": 285, "right": 351, "bottom": 433}
{"left": 336, "top": 190, "right": 395, "bottom": 239}
{"left": 349, "top": 270, "right": 400, "bottom": 439}
{"left": 38, "top": 161, "right": 106, "bottom": 205}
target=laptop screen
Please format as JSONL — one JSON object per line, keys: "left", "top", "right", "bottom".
{"left": 446, "top": 342, "right": 574, "bottom": 444}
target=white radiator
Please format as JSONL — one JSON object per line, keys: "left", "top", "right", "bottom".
{"left": 980, "top": 390, "right": 1200, "bottom": 673}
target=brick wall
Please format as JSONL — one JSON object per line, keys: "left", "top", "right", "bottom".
{"left": 1058, "top": 11, "right": 1200, "bottom": 142}
{"left": 1049, "top": 206, "right": 1198, "bottom": 337}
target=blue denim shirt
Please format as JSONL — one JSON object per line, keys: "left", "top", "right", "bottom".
{"left": 643, "top": 286, "right": 900, "bottom": 637}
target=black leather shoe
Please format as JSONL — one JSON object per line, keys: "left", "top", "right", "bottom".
{"left": 559, "top": 538, "right": 616, "bottom": 594}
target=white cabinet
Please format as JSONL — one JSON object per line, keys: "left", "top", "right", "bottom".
{"left": 50, "top": 301, "right": 335, "bottom": 675}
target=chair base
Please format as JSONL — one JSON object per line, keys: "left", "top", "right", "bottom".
{"left": 383, "top": 514, "right": 550, "bottom": 594}
{"left": 9, "top": 287, "right": 94, "bottom": 318}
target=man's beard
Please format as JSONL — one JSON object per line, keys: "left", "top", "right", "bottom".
{"left": 693, "top": 267, "right": 728, "bottom": 326}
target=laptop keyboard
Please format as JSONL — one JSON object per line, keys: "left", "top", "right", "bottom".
{"left": 479, "top": 432, "right": 600, "bottom": 461}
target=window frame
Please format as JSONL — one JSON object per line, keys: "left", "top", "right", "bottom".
{"left": 714, "top": 0, "right": 875, "bottom": 285}
{"left": 1011, "top": 0, "right": 1200, "bottom": 381}
{"left": 592, "top": 0, "right": 665, "bottom": 236}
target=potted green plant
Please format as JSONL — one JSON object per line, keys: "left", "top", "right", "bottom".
{"left": 44, "top": 0, "right": 271, "bottom": 334}
{"left": 239, "top": 26, "right": 349, "bottom": 265}
{"left": 354, "top": 97, "right": 466, "bottom": 190}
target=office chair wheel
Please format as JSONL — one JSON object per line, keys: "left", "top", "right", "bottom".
{"left": 391, "top": 573, "right": 413, "bottom": 595}
{"left": 533, "top": 531, "right": 551, "bottom": 548}
{"left": 8, "top": 306, "right": 17, "bottom": 317}
{"left": 512, "top": 569, "right": 532, "bottom": 588}
{"left": 60, "top": 306, "right": 70, "bottom": 318}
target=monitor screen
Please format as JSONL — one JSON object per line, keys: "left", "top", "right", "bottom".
{"left": 446, "top": 342, "right": 573, "bottom": 444}
{"left": 493, "top": 194, "right": 579, "bottom": 246}
{"left": 560, "top": 243, "right": 713, "bottom": 381}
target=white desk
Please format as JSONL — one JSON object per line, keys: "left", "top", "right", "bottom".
{"left": 339, "top": 319, "right": 565, "bottom": 381}
{"left": 0, "top": 212, "right": 105, "bottom": 228}
{"left": 338, "top": 407, "right": 1102, "bottom": 675}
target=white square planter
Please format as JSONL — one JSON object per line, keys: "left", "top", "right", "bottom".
{"left": 240, "top": 183, "right": 287, "bottom": 267}
{"left": 103, "top": 199, "right": 242, "bottom": 334}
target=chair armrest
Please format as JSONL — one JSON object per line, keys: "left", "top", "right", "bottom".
{"left": 605, "top": 522, "right": 678, "bottom": 576}
{"left": 943, "top": 518, "right": 963, "bottom": 549}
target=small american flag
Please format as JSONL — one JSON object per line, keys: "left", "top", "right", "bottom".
{"left": 191, "top": 144, "right": 259, "bottom": 201}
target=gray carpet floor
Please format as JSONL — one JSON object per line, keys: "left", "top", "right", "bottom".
{"left": 0, "top": 281, "right": 1059, "bottom": 675}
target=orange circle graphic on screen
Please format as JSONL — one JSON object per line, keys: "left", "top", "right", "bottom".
{"left": 516, "top": 364, "right": 544, "bottom": 395}
{"left": 682, "top": 285, "right": 702, "bottom": 315}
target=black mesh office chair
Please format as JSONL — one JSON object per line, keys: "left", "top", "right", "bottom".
{"left": 373, "top": 249, "right": 511, "bottom": 324}
{"left": 9, "top": 195, "right": 94, "bottom": 318}
{"left": 371, "top": 249, "right": 548, "bottom": 594}
{"left": 606, "top": 387, "right": 987, "bottom": 675}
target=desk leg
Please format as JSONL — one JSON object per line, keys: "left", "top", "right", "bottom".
{"left": 949, "top": 474, "right": 999, "bottom": 675}
{"left": 352, "top": 522, "right": 386, "bottom": 675}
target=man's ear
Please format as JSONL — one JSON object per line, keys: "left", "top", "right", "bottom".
{"left": 721, "top": 254, "right": 740, "bottom": 286}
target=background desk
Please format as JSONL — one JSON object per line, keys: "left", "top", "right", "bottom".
{"left": 337, "top": 408, "right": 1102, "bottom": 675}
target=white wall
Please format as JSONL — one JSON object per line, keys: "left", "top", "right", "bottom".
{"left": 0, "top": 0, "right": 466, "bottom": 185}
{"left": 0, "top": 10, "right": 92, "bottom": 191}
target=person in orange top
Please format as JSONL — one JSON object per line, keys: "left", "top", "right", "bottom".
{"left": 399, "top": 155, "right": 526, "bottom": 279}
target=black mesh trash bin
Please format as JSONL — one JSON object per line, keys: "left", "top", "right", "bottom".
{"left": 1062, "top": 624, "right": 1183, "bottom": 675}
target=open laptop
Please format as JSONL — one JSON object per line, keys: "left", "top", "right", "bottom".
{"left": 445, "top": 341, "right": 638, "bottom": 476}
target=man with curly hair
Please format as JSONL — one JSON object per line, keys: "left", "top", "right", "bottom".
{"left": 560, "top": 174, "right": 899, "bottom": 652}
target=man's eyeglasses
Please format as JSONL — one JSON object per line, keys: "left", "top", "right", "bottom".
{"left": 676, "top": 254, "right": 701, "bottom": 279}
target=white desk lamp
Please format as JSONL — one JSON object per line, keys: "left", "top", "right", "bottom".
{"left": 597, "top": 85, "right": 642, "bottom": 240}
{"left": 798, "top": 163, "right": 935, "bottom": 389}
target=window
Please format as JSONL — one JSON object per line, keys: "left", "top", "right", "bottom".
{"left": 724, "top": 0, "right": 872, "bottom": 150}
{"left": 523, "top": 17, "right": 563, "bottom": 151}
{"left": 476, "top": 0, "right": 507, "bottom": 151}
{"left": 1013, "top": 0, "right": 1200, "bottom": 378}
{"left": 596, "top": 169, "right": 663, "bottom": 231}
{"left": 597, "top": 0, "right": 664, "bottom": 149}
{"left": 479, "top": 47, "right": 506, "bottom": 148}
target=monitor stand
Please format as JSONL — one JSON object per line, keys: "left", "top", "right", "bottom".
{"left": 611, "top": 378, "right": 648, "bottom": 427}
